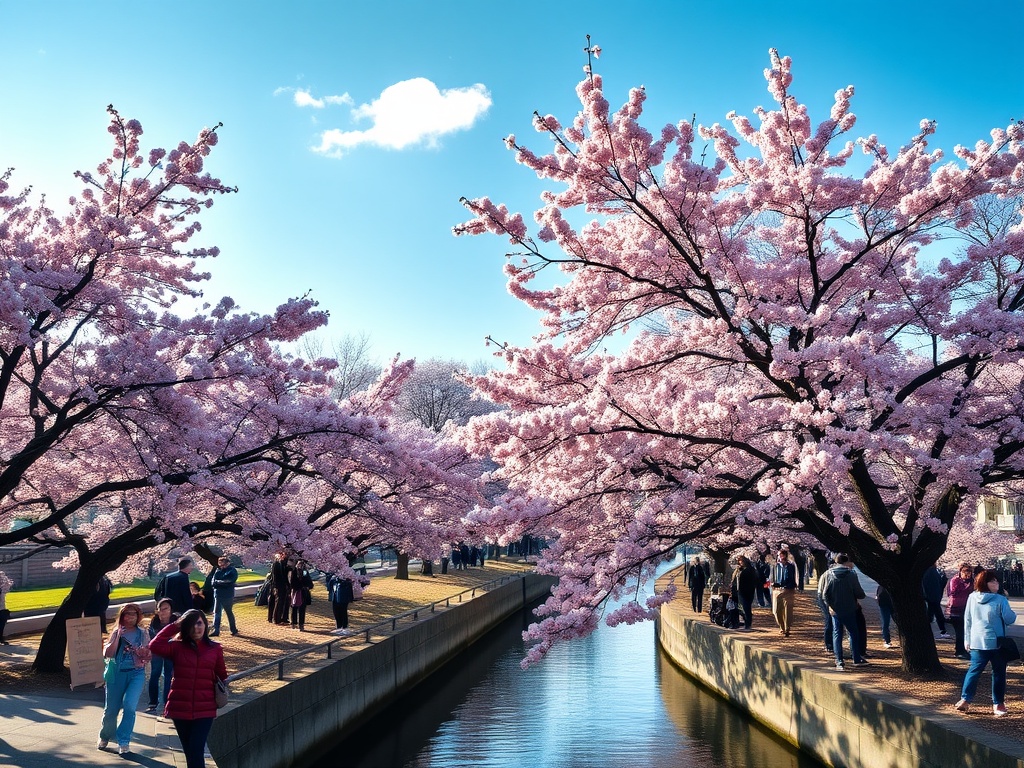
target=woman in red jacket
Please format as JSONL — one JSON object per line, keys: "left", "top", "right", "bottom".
{"left": 150, "top": 608, "right": 227, "bottom": 768}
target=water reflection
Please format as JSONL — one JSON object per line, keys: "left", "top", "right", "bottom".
{"left": 310, "top": 593, "right": 822, "bottom": 768}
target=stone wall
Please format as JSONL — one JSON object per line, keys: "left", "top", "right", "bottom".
{"left": 656, "top": 567, "right": 1024, "bottom": 768}
{"left": 208, "top": 573, "right": 555, "bottom": 768}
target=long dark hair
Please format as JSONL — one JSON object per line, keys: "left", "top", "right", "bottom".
{"left": 177, "top": 608, "right": 209, "bottom": 645}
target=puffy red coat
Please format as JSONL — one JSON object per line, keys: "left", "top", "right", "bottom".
{"left": 150, "top": 622, "right": 227, "bottom": 720}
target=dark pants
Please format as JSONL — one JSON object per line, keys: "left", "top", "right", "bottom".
{"left": 879, "top": 602, "right": 893, "bottom": 644}
{"left": 270, "top": 587, "right": 290, "bottom": 623}
{"left": 290, "top": 604, "right": 307, "bottom": 629}
{"left": 739, "top": 592, "right": 754, "bottom": 629}
{"left": 855, "top": 605, "right": 867, "bottom": 657}
{"left": 755, "top": 584, "right": 770, "bottom": 608}
{"left": 949, "top": 614, "right": 967, "bottom": 656}
{"left": 0, "top": 608, "right": 9, "bottom": 641}
{"left": 212, "top": 590, "right": 237, "bottom": 634}
{"left": 173, "top": 717, "right": 214, "bottom": 768}
{"left": 331, "top": 601, "right": 350, "bottom": 629}
{"left": 926, "top": 599, "right": 946, "bottom": 632}
{"left": 148, "top": 655, "right": 173, "bottom": 707}
{"left": 691, "top": 588, "right": 705, "bottom": 613}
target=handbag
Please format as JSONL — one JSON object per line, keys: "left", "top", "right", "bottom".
{"left": 997, "top": 636, "right": 1021, "bottom": 662}
{"left": 214, "top": 676, "right": 229, "bottom": 708}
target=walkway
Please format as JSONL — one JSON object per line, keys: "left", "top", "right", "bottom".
{"left": 0, "top": 559, "right": 529, "bottom": 767}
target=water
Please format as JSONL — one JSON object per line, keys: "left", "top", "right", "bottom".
{"left": 308, "top": 576, "right": 823, "bottom": 768}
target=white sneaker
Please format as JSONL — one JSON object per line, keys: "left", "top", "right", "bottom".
{"left": 331, "top": 628, "right": 350, "bottom": 635}
{"left": 883, "top": 642, "right": 893, "bottom": 649}
{"left": 939, "top": 632, "right": 951, "bottom": 639}
{"left": 118, "top": 745, "right": 131, "bottom": 755}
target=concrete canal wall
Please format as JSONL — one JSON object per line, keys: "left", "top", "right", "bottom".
{"left": 655, "top": 567, "right": 1024, "bottom": 768}
{"left": 208, "top": 573, "right": 555, "bottom": 768}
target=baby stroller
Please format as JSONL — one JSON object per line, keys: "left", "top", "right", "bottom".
{"left": 709, "top": 591, "right": 742, "bottom": 629}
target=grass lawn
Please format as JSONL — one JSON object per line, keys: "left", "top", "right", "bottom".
{"left": 5, "top": 571, "right": 266, "bottom": 613}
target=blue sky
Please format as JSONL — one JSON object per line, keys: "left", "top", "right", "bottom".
{"left": 1, "top": 1, "right": 1022, "bottom": 367}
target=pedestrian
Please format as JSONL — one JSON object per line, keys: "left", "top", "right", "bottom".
{"left": 687, "top": 556, "right": 707, "bottom": 613}
{"left": 730, "top": 555, "right": 758, "bottom": 630}
{"left": 823, "top": 553, "right": 868, "bottom": 670}
{"left": 97, "top": 603, "right": 151, "bottom": 755}
{"left": 922, "top": 563, "right": 950, "bottom": 639}
{"left": 189, "top": 581, "right": 205, "bottom": 611}
{"left": 451, "top": 545, "right": 462, "bottom": 571}
{"left": 149, "top": 609, "right": 228, "bottom": 768}
{"left": 289, "top": 559, "right": 314, "bottom": 631}
{"left": 460, "top": 543, "right": 470, "bottom": 570}
{"left": 84, "top": 575, "right": 113, "bottom": 634}
{"left": 0, "top": 570, "right": 12, "bottom": 645}
{"left": 876, "top": 584, "right": 894, "bottom": 649}
{"left": 755, "top": 556, "right": 771, "bottom": 608}
{"left": 771, "top": 549, "right": 798, "bottom": 636}
{"left": 326, "top": 572, "right": 355, "bottom": 635}
{"left": 816, "top": 562, "right": 835, "bottom": 654}
{"left": 946, "top": 561, "right": 975, "bottom": 660}
{"left": 146, "top": 599, "right": 179, "bottom": 713}
{"left": 954, "top": 569, "right": 1018, "bottom": 716}
{"left": 268, "top": 551, "right": 291, "bottom": 625}
{"left": 209, "top": 555, "right": 239, "bottom": 637}
{"left": 163, "top": 558, "right": 196, "bottom": 616}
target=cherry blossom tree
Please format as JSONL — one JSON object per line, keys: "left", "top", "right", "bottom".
{"left": 0, "top": 109, "right": 482, "bottom": 672}
{"left": 455, "top": 48, "right": 1024, "bottom": 673}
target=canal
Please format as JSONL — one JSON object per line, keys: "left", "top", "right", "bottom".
{"left": 307, "top": 566, "right": 823, "bottom": 768}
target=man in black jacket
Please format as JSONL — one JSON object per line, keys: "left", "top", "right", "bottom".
{"left": 162, "top": 558, "right": 195, "bottom": 616}
{"left": 210, "top": 555, "right": 239, "bottom": 636}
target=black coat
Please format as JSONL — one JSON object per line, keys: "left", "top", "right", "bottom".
{"left": 731, "top": 565, "right": 758, "bottom": 600}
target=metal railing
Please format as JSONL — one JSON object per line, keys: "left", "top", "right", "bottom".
{"left": 227, "top": 572, "right": 527, "bottom": 684}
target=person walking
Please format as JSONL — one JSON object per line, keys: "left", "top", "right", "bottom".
{"left": 946, "top": 562, "right": 975, "bottom": 660}
{"left": 326, "top": 572, "right": 355, "bottom": 635}
{"left": 289, "top": 559, "right": 314, "bottom": 631}
{"left": 730, "top": 555, "right": 758, "bottom": 630}
{"left": 0, "top": 570, "right": 12, "bottom": 645}
{"left": 97, "top": 603, "right": 151, "bottom": 755}
{"left": 150, "top": 609, "right": 228, "bottom": 768}
{"left": 687, "top": 556, "right": 707, "bottom": 613}
{"left": 922, "top": 563, "right": 950, "bottom": 639}
{"left": 755, "top": 557, "right": 771, "bottom": 609}
{"left": 771, "top": 549, "right": 798, "bottom": 636}
{"left": 954, "top": 569, "right": 1018, "bottom": 716}
{"left": 209, "top": 555, "right": 239, "bottom": 637}
{"left": 268, "top": 551, "right": 291, "bottom": 625}
{"left": 823, "top": 553, "right": 868, "bottom": 670}
{"left": 163, "top": 558, "right": 196, "bottom": 617}
{"left": 816, "top": 561, "right": 836, "bottom": 654}
{"left": 146, "top": 599, "right": 179, "bottom": 713}
{"left": 84, "top": 575, "right": 113, "bottom": 634}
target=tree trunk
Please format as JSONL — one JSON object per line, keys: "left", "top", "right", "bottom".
{"left": 395, "top": 552, "right": 410, "bottom": 580}
{"left": 879, "top": 574, "right": 943, "bottom": 674}
{"left": 33, "top": 557, "right": 111, "bottom": 673}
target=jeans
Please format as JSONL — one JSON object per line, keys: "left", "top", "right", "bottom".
{"left": 148, "top": 655, "right": 173, "bottom": 707}
{"left": 213, "top": 590, "right": 237, "bottom": 634}
{"left": 173, "top": 717, "right": 214, "bottom": 768}
{"left": 832, "top": 610, "right": 864, "bottom": 664}
{"left": 878, "top": 603, "right": 896, "bottom": 646}
{"left": 816, "top": 593, "right": 834, "bottom": 651}
{"left": 100, "top": 666, "right": 146, "bottom": 747}
{"left": 961, "top": 648, "right": 1008, "bottom": 705}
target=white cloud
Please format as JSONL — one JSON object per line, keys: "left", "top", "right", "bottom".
{"left": 294, "top": 89, "right": 352, "bottom": 109}
{"left": 312, "top": 78, "right": 492, "bottom": 158}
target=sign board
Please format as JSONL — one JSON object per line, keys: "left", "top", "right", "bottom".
{"left": 66, "top": 616, "right": 104, "bottom": 689}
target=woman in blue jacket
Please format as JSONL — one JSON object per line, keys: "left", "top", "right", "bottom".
{"left": 954, "top": 569, "right": 1017, "bottom": 716}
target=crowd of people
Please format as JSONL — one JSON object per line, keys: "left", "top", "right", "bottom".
{"left": 685, "top": 547, "right": 1020, "bottom": 718}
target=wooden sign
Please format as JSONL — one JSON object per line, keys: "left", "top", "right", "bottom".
{"left": 66, "top": 616, "right": 104, "bottom": 689}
